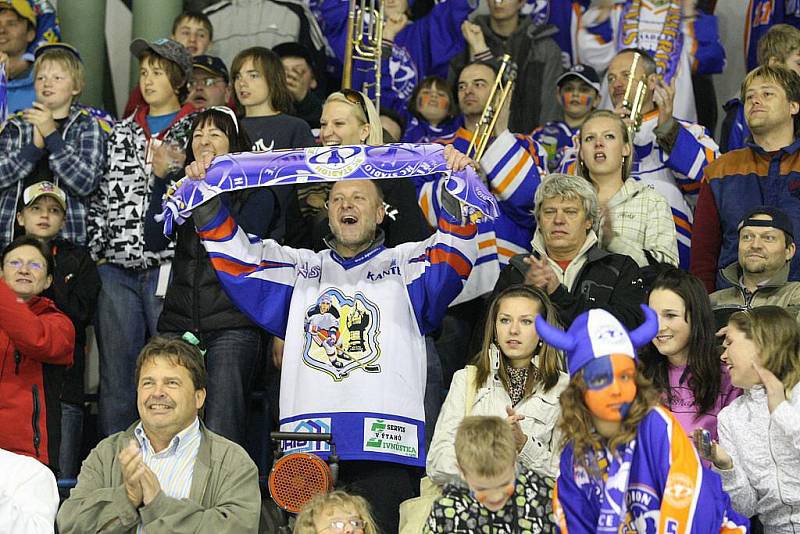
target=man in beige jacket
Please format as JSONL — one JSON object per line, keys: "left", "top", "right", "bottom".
{"left": 57, "top": 336, "right": 260, "bottom": 533}
{"left": 711, "top": 206, "right": 800, "bottom": 327}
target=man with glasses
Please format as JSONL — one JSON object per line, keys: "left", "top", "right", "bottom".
{"left": 187, "top": 54, "right": 231, "bottom": 111}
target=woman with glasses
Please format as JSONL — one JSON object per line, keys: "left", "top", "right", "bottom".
{"left": 0, "top": 235, "right": 75, "bottom": 471}
{"left": 294, "top": 490, "right": 377, "bottom": 534}
{"left": 157, "top": 107, "right": 268, "bottom": 446}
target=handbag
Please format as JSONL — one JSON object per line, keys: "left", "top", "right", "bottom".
{"left": 398, "top": 365, "right": 477, "bottom": 533}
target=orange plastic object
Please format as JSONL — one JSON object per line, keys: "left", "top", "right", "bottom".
{"left": 268, "top": 453, "right": 334, "bottom": 513}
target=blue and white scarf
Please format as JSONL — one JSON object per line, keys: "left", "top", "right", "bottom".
{"left": 159, "top": 143, "right": 499, "bottom": 235}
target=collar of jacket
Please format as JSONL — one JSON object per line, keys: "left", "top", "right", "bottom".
{"left": 131, "top": 102, "right": 197, "bottom": 139}
{"left": 745, "top": 135, "right": 800, "bottom": 157}
{"left": 720, "top": 260, "right": 791, "bottom": 289}
{"left": 323, "top": 227, "right": 387, "bottom": 268}
{"left": 530, "top": 228, "right": 603, "bottom": 263}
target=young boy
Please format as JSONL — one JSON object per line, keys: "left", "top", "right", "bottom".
{"left": 15, "top": 180, "right": 100, "bottom": 479}
{"left": 424, "top": 416, "right": 556, "bottom": 533}
{"left": 532, "top": 63, "right": 600, "bottom": 172}
{"left": 87, "top": 37, "right": 196, "bottom": 437}
{"left": 722, "top": 23, "right": 800, "bottom": 152}
{"left": 123, "top": 11, "right": 214, "bottom": 117}
{"left": 0, "top": 42, "right": 108, "bottom": 250}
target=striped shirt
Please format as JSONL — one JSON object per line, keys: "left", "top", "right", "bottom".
{"left": 133, "top": 417, "right": 202, "bottom": 532}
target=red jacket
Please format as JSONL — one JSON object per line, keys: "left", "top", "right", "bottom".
{"left": 0, "top": 280, "right": 74, "bottom": 469}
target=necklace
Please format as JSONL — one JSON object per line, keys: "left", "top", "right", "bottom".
{"left": 618, "top": 0, "right": 684, "bottom": 83}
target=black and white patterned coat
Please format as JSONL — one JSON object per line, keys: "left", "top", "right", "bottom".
{"left": 87, "top": 106, "right": 196, "bottom": 268}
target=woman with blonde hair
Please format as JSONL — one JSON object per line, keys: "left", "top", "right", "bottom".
{"left": 704, "top": 306, "right": 800, "bottom": 532}
{"left": 427, "top": 284, "right": 569, "bottom": 484}
{"left": 576, "top": 108, "right": 679, "bottom": 268}
{"left": 294, "top": 490, "right": 378, "bottom": 534}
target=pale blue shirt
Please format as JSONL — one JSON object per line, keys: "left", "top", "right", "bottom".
{"left": 133, "top": 417, "right": 202, "bottom": 532}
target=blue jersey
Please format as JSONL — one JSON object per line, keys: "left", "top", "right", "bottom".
{"left": 532, "top": 120, "right": 578, "bottom": 172}
{"left": 745, "top": 0, "right": 800, "bottom": 71}
{"left": 523, "top": 0, "right": 589, "bottom": 67}
{"left": 555, "top": 406, "right": 749, "bottom": 533}
{"left": 310, "top": 0, "right": 474, "bottom": 111}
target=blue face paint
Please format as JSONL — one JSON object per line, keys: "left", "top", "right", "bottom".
{"left": 583, "top": 356, "right": 614, "bottom": 391}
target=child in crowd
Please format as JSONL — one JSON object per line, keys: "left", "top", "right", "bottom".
{"left": 533, "top": 64, "right": 599, "bottom": 172}
{"left": 426, "top": 415, "right": 555, "bottom": 533}
{"left": 293, "top": 490, "right": 379, "bottom": 534}
{"left": 540, "top": 306, "right": 749, "bottom": 532}
{"left": 428, "top": 285, "right": 568, "bottom": 485}
{"left": 0, "top": 42, "right": 108, "bottom": 249}
{"left": 231, "top": 46, "right": 315, "bottom": 151}
{"left": 643, "top": 268, "right": 740, "bottom": 445}
{"left": 15, "top": 181, "right": 100, "bottom": 479}
{"left": 123, "top": 10, "right": 214, "bottom": 118}
{"left": 402, "top": 76, "right": 462, "bottom": 143}
{"left": 705, "top": 306, "right": 800, "bottom": 532}
{"left": 88, "top": 37, "right": 196, "bottom": 437}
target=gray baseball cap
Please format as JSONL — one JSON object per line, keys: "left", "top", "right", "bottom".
{"left": 130, "top": 37, "right": 192, "bottom": 85}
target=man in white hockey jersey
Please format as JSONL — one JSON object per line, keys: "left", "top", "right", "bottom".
{"left": 185, "top": 145, "right": 478, "bottom": 533}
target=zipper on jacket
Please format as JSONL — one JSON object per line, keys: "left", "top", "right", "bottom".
{"left": 31, "top": 385, "right": 41, "bottom": 457}
{"left": 14, "top": 350, "right": 21, "bottom": 374}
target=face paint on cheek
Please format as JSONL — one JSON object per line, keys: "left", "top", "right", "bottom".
{"left": 582, "top": 355, "right": 637, "bottom": 422}
{"left": 420, "top": 94, "right": 449, "bottom": 110}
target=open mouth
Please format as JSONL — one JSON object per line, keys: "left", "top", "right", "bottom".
{"left": 340, "top": 215, "right": 358, "bottom": 225}
{"left": 594, "top": 152, "right": 606, "bottom": 162}
{"left": 655, "top": 334, "right": 672, "bottom": 342}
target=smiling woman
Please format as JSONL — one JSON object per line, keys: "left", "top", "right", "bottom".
{"left": 0, "top": 235, "right": 74, "bottom": 471}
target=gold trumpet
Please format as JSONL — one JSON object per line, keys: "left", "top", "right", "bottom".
{"left": 466, "top": 54, "right": 517, "bottom": 163}
{"left": 342, "top": 0, "right": 384, "bottom": 111}
{"left": 621, "top": 52, "right": 647, "bottom": 134}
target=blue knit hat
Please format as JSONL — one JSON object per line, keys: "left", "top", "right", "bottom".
{"left": 535, "top": 306, "right": 658, "bottom": 376}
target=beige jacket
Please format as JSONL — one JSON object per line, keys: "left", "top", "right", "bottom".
{"left": 57, "top": 422, "right": 260, "bottom": 534}
{"left": 427, "top": 361, "right": 569, "bottom": 485}
{"left": 710, "top": 262, "right": 800, "bottom": 322}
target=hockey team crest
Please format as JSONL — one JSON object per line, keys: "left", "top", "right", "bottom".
{"left": 302, "top": 288, "right": 381, "bottom": 381}
{"left": 305, "top": 146, "right": 366, "bottom": 179}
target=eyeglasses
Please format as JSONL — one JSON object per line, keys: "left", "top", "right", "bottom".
{"left": 209, "top": 105, "right": 240, "bottom": 135}
{"left": 4, "top": 259, "right": 44, "bottom": 272}
{"left": 319, "top": 518, "right": 365, "bottom": 532}
{"left": 341, "top": 88, "right": 369, "bottom": 122}
{"left": 187, "top": 77, "right": 225, "bottom": 90}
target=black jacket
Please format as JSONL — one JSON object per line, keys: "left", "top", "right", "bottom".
{"left": 495, "top": 246, "right": 645, "bottom": 329}
{"left": 448, "top": 16, "right": 563, "bottom": 134}
{"left": 42, "top": 238, "right": 101, "bottom": 405}
{"left": 158, "top": 190, "right": 274, "bottom": 334}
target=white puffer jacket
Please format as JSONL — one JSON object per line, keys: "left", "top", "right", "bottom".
{"left": 427, "top": 356, "right": 568, "bottom": 485}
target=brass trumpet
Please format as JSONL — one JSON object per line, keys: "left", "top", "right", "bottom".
{"left": 621, "top": 52, "right": 647, "bottom": 134}
{"left": 342, "top": 0, "right": 384, "bottom": 111}
{"left": 466, "top": 54, "right": 517, "bottom": 163}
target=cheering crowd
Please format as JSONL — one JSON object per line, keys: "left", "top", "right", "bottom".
{"left": 0, "top": 0, "right": 799, "bottom": 532}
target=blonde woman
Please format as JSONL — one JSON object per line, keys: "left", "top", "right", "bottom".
{"left": 577, "top": 109, "right": 678, "bottom": 268}
{"left": 293, "top": 490, "right": 378, "bottom": 534}
{"left": 705, "top": 306, "right": 800, "bottom": 532}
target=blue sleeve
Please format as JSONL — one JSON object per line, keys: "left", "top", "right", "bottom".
{"left": 691, "top": 11, "right": 726, "bottom": 75}
{"left": 554, "top": 446, "right": 597, "bottom": 533}
{"left": 664, "top": 122, "right": 718, "bottom": 198}
{"left": 401, "top": 209, "right": 478, "bottom": 334}
{"left": 727, "top": 105, "right": 749, "bottom": 153}
{"left": 396, "top": 0, "right": 474, "bottom": 78}
{"left": 198, "top": 204, "right": 300, "bottom": 338}
{"left": 313, "top": 0, "right": 349, "bottom": 66}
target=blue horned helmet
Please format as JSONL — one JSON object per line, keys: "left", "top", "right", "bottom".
{"left": 534, "top": 305, "right": 659, "bottom": 376}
